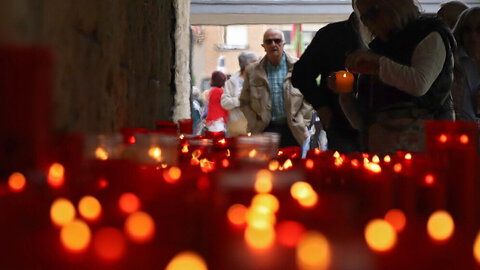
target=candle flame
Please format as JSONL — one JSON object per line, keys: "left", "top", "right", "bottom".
{"left": 192, "top": 149, "right": 202, "bottom": 159}
{"left": 372, "top": 155, "right": 380, "bottom": 163}
{"left": 283, "top": 159, "right": 293, "bottom": 170}
{"left": 179, "top": 134, "right": 184, "bottom": 140}
{"left": 181, "top": 144, "right": 189, "bottom": 153}
{"left": 268, "top": 160, "right": 279, "bottom": 171}
{"left": 404, "top": 153, "right": 412, "bottom": 160}
{"left": 148, "top": 147, "right": 162, "bottom": 162}
{"left": 249, "top": 149, "right": 257, "bottom": 158}
{"left": 305, "top": 159, "right": 314, "bottom": 170}
{"left": 226, "top": 149, "right": 231, "bottom": 157}
{"left": 314, "top": 148, "right": 321, "bottom": 155}
{"left": 383, "top": 155, "right": 391, "bottom": 163}
{"left": 95, "top": 147, "right": 109, "bottom": 160}
{"left": 333, "top": 151, "right": 340, "bottom": 159}
{"left": 218, "top": 138, "right": 226, "bottom": 145}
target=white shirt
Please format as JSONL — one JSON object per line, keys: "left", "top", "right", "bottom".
{"left": 221, "top": 71, "right": 245, "bottom": 121}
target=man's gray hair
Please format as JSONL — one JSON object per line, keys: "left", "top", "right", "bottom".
{"left": 238, "top": 51, "right": 258, "bottom": 72}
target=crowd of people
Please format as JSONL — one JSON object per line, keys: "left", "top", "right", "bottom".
{"left": 193, "top": 0, "right": 480, "bottom": 155}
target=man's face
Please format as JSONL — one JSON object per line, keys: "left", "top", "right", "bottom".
{"left": 261, "top": 30, "right": 285, "bottom": 60}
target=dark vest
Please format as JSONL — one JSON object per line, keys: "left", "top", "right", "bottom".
{"left": 357, "top": 16, "right": 456, "bottom": 119}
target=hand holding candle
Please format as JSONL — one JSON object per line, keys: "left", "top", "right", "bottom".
{"left": 335, "top": 70, "right": 354, "bottom": 93}
{"left": 345, "top": 50, "right": 380, "bottom": 75}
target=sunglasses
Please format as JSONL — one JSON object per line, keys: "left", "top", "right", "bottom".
{"left": 360, "top": 4, "right": 380, "bottom": 22}
{"left": 264, "top": 38, "right": 283, "bottom": 45}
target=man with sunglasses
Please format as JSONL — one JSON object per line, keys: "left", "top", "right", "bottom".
{"left": 240, "top": 28, "right": 313, "bottom": 147}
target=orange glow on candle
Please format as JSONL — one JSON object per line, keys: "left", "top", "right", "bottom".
{"left": 60, "top": 219, "right": 91, "bottom": 253}
{"left": 393, "top": 163, "right": 402, "bottom": 173}
{"left": 251, "top": 193, "right": 280, "bottom": 213}
{"left": 296, "top": 231, "right": 331, "bottom": 270}
{"left": 335, "top": 70, "right": 354, "bottom": 92}
{"left": 166, "top": 251, "right": 208, "bottom": 270}
{"left": 119, "top": 192, "right": 141, "bottom": 214}
{"left": 199, "top": 158, "right": 215, "bottom": 173}
{"left": 283, "top": 159, "right": 293, "bottom": 170}
{"left": 298, "top": 192, "right": 318, "bottom": 208}
{"left": 245, "top": 205, "right": 276, "bottom": 229}
{"left": 163, "top": 166, "right": 182, "bottom": 184}
{"left": 438, "top": 134, "right": 448, "bottom": 143}
{"left": 78, "top": 195, "right": 102, "bottom": 222}
{"left": 93, "top": 227, "right": 126, "bottom": 262}
{"left": 314, "top": 148, "right": 321, "bottom": 155}
{"left": 50, "top": 198, "right": 76, "bottom": 227}
{"left": 404, "top": 153, "right": 412, "bottom": 160}
{"left": 291, "top": 182, "right": 314, "bottom": 200}
{"left": 48, "top": 162, "right": 65, "bottom": 188}
{"left": 128, "top": 136, "right": 136, "bottom": 144}
{"left": 249, "top": 149, "right": 257, "bottom": 158}
{"left": 424, "top": 174, "right": 435, "bottom": 185}
{"left": 276, "top": 220, "right": 306, "bottom": 248}
{"left": 244, "top": 225, "right": 275, "bottom": 250}
{"left": 221, "top": 158, "right": 230, "bottom": 168}
{"left": 384, "top": 209, "right": 406, "bottom": 233}
{"left": 364, "top": 219, "right": 397, "bottom": 252}
{"left": 227, "top": 204, "right": 247, "bottom": 226}
{"left": 124, "top": 211, "right": 155, "bottom": 243}
{"left": 364, "top": 162, "right": 382, "bottom": 173}
{"left": 95, "top": 147, "right": 109, "bottom": 160}
{"left": 305, "top": 159, "right": 314, "bottom": 170}
{"left": 8, "top": 172, "right": 26, "bottom": 193}
{"left": 383, "top": 155, "right": 391, "bottom": 163}
{"left": 427, "top": 210, "right": 454, "bottom": 242}
{"left": 97, "top": 177, "right": 109, "bottom": 189}
{"left": 148, "top": 146, "right": 162, "bottom": 162}
{"left": 351, "top": 159, "right": 360, "bottom": 168}
{"left": 255, "top": 169, "right": 272, "bottom": 192}
{"left": 473, "top": 231, "right": 480, "bottom": 265}
{"left": 268, "top": 160, "right": 280, "bottom": 171}
{"left": 372, "top": 155, "right": 380, "bottom": 163}
{"left": 460, "top": 134, "right": 469, "bottom": 144}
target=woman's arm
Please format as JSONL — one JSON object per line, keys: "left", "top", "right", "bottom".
{"left": 379, "top": 32, "right": 447, "bottom": 96}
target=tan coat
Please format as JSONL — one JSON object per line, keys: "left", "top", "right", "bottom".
{"left": 239, "top": 53, "right": 313, "bottom": 145}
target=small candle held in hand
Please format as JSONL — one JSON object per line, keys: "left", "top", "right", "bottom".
{"left": 335, "top": 71, "right": 354, "bottom": 93}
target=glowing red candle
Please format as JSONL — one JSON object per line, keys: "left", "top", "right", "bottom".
{"left": 335, "top": 70, "right": 354, "bottom": 92}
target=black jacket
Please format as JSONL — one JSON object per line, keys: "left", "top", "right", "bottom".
{"left": 292, "top": 13, "right": 363, "bottom": 133}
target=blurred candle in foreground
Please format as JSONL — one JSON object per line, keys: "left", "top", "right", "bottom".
{"left": 93, "top": 227, "right": 126, "bottom": 262}
{"left": 166, "top": 251, "right": 208, "bottom": 270}
{"left": 427, "top": 210, "right": 454, "bottom": 242}
{"left": 335, "top": 70, "right": 354, "bottom": 92}
{"left": 50, "top": 198, "right": 76, "bottom": 227}
{"left": 296, "top": 231, "right": 331, "bottom": 270}
{"left": 60, "top": 219, "right": 91, "bottom": 253}
{"left": 364, "top": 219, "right": 397, "bottom": 252}
{"left": 47, "top": 162, "right": 65, "bottom": 188}
{"left": 8, "top": 172, "right": 26, "bottom": 193}
{"left": 124, "top": 211, "right": 155, "bottom": 243}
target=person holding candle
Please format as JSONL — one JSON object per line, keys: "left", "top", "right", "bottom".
{"left": 339, "top": 0, "right": 456, "bottom": 154}
{"left": 221, "top": 51, "right": 258, "bottom": 137}
{"left": 291, "top": 1, "right": 371, "bottom": 153}
{"left": 240, "top": 28, "right": 313, "bottom": 147}
{"left": 205, "top": 70, "right": 229, "bottom": 133}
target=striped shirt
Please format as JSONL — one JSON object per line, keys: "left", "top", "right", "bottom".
{"left": 266, "top": 53, "right": 287, "bottom": 121}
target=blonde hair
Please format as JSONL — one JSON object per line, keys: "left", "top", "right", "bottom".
{"left": 357, "top": 0, "right": 421, "bottom": 30}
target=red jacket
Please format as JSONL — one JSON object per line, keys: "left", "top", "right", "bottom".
{"left": 206, "top": 87, "right": 229, "bottom": 123}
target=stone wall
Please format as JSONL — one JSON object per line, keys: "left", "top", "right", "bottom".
{"left": 0, "top": 0, "right": 177, "bottom": 133}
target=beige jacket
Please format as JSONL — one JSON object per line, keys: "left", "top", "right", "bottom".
{"left": 239, "top": 53, "right": 313, "bottom": 145}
